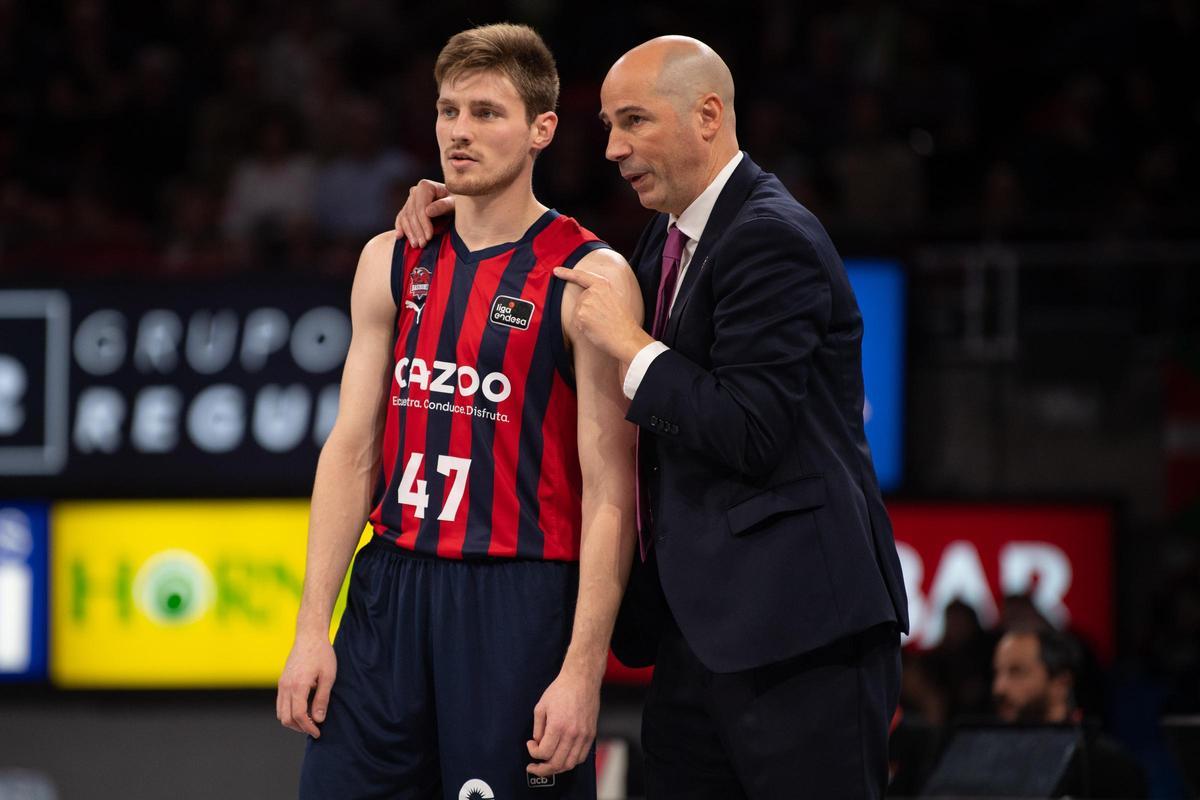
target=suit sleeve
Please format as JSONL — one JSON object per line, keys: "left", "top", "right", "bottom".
{"left": 626, "top": 216, "right": 832, "bottom": 479}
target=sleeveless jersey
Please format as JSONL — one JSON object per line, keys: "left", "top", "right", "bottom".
{"left": 368, "top": 210, "right": 609, "bottom": 561}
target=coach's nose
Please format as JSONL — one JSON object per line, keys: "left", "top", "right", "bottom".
{"left": 605, "top": 128, "right": 631, "bottom": 163}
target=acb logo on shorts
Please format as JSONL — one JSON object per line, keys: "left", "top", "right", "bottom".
{"left": 527, "top": 773, "right": 556, "bottom": 788}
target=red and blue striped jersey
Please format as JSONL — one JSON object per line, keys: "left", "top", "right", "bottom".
{"left": 368, "top": 210, "right": 609, "bottom": 561}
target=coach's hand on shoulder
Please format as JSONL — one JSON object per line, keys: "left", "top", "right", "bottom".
{"left": 277, "top": 632, "right": 337, "bottom": 738}
{"left": 526, "top": 665, "right": 601, "bottom": 777}
{"left": 394, "top": 179, "right": 454, "bottom": 248}
{"left": 555, "top": 264, "right": 649, "bottom": 364}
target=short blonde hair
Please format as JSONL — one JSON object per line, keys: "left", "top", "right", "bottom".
{"left": 434, "top": 23, "right": 559, "bottom": 123}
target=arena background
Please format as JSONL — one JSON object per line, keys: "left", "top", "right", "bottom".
{"left": 1, "top": 1, "right": 1198, "bottom": 797}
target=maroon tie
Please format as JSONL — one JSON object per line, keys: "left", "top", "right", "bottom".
{"left": 651, "top": 224, "right": 688, "bottom": 339}
{"left": 637, "top": 224, "right": 689, "bottom": 559}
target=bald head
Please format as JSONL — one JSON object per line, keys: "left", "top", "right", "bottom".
{"left": 611, "top": 36, "right": 735, "bottom": 121}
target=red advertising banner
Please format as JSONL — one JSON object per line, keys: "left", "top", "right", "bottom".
{"left": 891, "top": 504, "right": 1113, "bottom": 661}
{"left": 605, "top": 503, "right": 1115, "bottom": 684}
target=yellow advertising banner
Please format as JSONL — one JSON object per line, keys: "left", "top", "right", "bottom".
{"left": 51, "top": 500, "right": 371, "bottom": 687}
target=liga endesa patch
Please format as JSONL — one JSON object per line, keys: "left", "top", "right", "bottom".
{"left": 489, "top": 295, "right": 535, "bottom": 330}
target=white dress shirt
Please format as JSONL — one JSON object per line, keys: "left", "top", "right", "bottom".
{"left": 622, "top": 151, "right": 744, "bottom": 399}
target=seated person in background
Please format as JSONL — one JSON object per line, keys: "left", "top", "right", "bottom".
{"left": 993, "top": 626, "right": 1147, "bottom": 798}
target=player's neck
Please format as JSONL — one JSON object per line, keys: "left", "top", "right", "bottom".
{"left": 453, "top": 177, "right": 548, "bottom": 252}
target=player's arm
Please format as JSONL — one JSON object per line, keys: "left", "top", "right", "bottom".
{"left": 527, "top": 249, "right": 642, "bottom": 777}
{"left": 277, "top": 231, "right": 397, "bottom": 738}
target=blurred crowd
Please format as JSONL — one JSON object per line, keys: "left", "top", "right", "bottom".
{"left": 902, "top": 596, "right": 1102, "bottom": 728}
{"left": 889, "top": 554, "right": 1200, "bottom": 795}
{"left": 894, "top": 596, "right": 1149, "bottom": 796}
{"left": 0, "top": 0, "right": 1197, "bottom": 280}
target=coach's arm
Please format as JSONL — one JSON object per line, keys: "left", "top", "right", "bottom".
{"left": 560, "top": 217, "right": 831, "bottom": 480}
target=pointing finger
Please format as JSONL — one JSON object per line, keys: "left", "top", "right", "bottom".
{"left": 553, "top": 267, "right": 596, "bottom": 288}
{"left": 576, "top": 269, "right": 610, "bottom": 284}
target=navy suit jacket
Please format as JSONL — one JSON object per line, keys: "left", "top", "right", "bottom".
{"left": 612, "top": 154, "right": 910, "bottom": 673}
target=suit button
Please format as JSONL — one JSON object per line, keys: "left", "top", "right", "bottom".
{"left": 657, "top": 535, "right": 667, "bottom": 544}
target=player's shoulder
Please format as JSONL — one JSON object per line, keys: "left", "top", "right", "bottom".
{"left": 360, "top": 230, "right": 402, "bottom": 266}
{"left": 569, "top": 248, "right": 640, "bottom": 318}
{"left": 546, "top": 210, "right": 590, "bottom": 235}
{"left": 574, "top": 246, "right": 633, "bottom": 282}
{"left": 542, "top": 211, "right": 608, "bottom": 250}
{"left": 351, "top": 231, "right": 403, "bottom": 311}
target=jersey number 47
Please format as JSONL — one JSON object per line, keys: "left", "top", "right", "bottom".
{"left": 397, "top": 452, "right": 471, "bottom": 522}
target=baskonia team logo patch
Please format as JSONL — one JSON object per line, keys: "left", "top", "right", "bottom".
{"left": 490, "top": 295, "right": 535, "bottom": 330}
{"left": 406, "top": 266, "right": 432, "bottom": 324}
{"left": 409, "top": 267, "right": 431, "bottom": 301}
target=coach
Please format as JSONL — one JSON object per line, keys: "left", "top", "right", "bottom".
{"left": 556, "top": 36, "right": 910, "bottom": 798}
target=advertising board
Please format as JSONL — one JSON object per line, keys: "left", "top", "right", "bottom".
{"left": 891, "top": 503, "right": 1114, "bottom": 659}
{"left": 51, "top": 500, "right": 370, "bottom": 687}
{"left": 846, "top": 260, "right": 906, "bottom": 492}
{"left": 0, "top": 502, "right": 48, "bottom": 681}
{"left": 1, "top": 287, "right": 348, "bottom": 496}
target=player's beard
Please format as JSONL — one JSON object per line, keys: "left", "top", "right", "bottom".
{"left": 443, "top": 150, "right": 526, "bottom": 197}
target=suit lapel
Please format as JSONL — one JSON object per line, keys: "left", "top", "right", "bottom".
{"left": 664, "top": 154, "right": 762, "bottom": 343}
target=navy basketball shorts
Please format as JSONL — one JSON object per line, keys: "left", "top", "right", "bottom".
{"left": 299, "top": 537, "right": 597, "bottom": 800}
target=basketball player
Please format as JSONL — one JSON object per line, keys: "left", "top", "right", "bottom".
{"left": 276, "top": 24, "right": 640, "bottom": 799}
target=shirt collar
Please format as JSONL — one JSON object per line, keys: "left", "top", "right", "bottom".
{"left": 669, "top": 151, "right": 744, "bottom": 244}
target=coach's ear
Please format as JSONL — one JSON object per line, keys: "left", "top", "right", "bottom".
{"left": 695, "top": 91, "right": 725, "bottom": 142}
{"left": 530, "top": 111, "right": 558, "bottom": 153}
